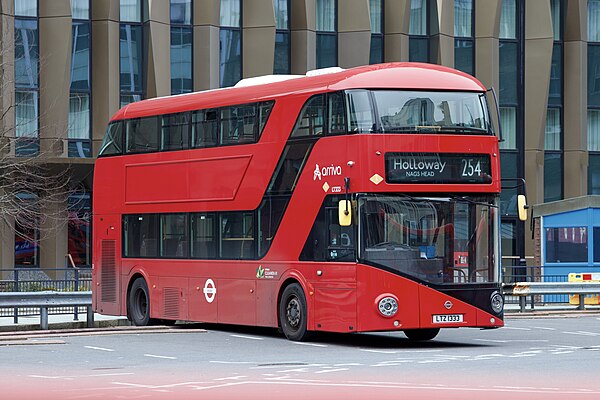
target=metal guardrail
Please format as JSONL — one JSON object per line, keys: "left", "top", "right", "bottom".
{"left": 502, "top": 282, "right": 600, "bottom": 312}
{"left": 0, "top": 291, "right": 93, "bottom": 330}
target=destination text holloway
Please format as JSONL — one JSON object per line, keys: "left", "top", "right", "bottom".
{"left": 392, "top": 156, "right": 447, "bottom": 173}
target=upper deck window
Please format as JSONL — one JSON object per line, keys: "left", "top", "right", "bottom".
{"left": 98, "top": 100, "right": 274, "bottom": 157}
{"left": 347, "top": 90, "right": 492, "bottom": 135}
{"left": 98, "top": 122, "right": 123, "bottom": 156}
{"left": 126, "top": 116, "right": 160, "bottom": 153}
{"left": 291, "top": 93, "right": 346, "bottom": 137}
{"left": 221, "top": 104, "right": 259, "bottom": 145}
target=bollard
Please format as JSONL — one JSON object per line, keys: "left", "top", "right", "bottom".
{"left": 13, "top": 270, "right": 19, "bottom": 324}
{"left": 578, "top": 294, "right": 585, "bottom": 310}
{"left": 40, "top": 307, "right": 49, "bottom": 330}
{"left": 73, "top": 269, "right": 80, "bottom": 321}
{"left": 86, "top": 306, "right": 94, "bottom": 328}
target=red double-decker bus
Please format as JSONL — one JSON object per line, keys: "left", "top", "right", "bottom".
{"left": 93, "top": 63, "right": 520, "bottom": 341}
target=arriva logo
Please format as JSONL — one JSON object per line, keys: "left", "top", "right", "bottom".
{"left": 314, "top": 164, "right": 322, "bottom": 180}
{"left": 313, "top": 163, "right": 342, "bottom": 181}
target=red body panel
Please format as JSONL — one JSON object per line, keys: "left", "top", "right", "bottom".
{"left": 92, "top": 63, "right": 504, "bottom": 334}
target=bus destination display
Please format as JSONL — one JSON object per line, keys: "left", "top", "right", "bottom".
{"left": 385, "top": 153, "right": 492, "bottom": 184}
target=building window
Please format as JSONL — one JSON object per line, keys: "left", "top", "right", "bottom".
{"left": 499, "top": 0, "right": 522, "bottom": 221}
{"left": 120, "top": 0, "right": 142, "bottom": 23}
{"left": 500, "top": 0, "right": 516, "bottom": 39}
{"left": 545, "top": 227, "right": 588, "bottom": 263}
{"left": 171, "top": 0, "right": 192, "bottom": 24}
{"left": 171, "top": 0, "right": 193, "bottom": 94}
{"left": 69, "top": 2, "right": 92, "bottom": 158}
{"left": 68, "top": 194, "right": 91, "bottom": 267}
{"left": 14, "top": 4, "right": 39, "bottom": 156}
{"left": 274, "top": 0, "right": 291, "bottom": 74}
{"left": 498, "top": 1, "right": 518, "bottom": 148}
{"left": 545, "top": 0, "right": 563, "bottom": 202}
{"left": 409, "top": 0, "right": 428, "bottom": 62}
{"left": 369, "top": 0, "right": 384, "bottom": 64}
{"left": 589, "top": 0, "right": 600, "bottom": 42}
{"left": 454, "top": 0, "right": 474, "bottom": 75}
{"left": 71, "top": 0, "right": 89, "bottom": 19}
{"left": 15, "top": 0, "right": 37, "bottom": 17}
{"left": 316, "top": 0, "right": 337, "bottom": 69}
{"left": 14, "top": 193, "right": 39, "bottom": 268}
{"left": 120, "top": 0, "right": 143, "bottom": 106}
{"left": 171, "top": 31, "right": 193, "bottom": 94}
{"left": 220, "top": 0, "right": 242, "bottom": 87}
{"left": 588, "top": 0, "right": 600, "bottom": 193}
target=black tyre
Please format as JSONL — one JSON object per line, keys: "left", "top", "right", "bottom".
{"left": 403, "top": 328, "right": 440, "bottom": 341}
{"left": 128, "top": 277, "right": 151, "bottom": 326}
{"left": 279, "top": 283, "right": 311, "bottom": 341}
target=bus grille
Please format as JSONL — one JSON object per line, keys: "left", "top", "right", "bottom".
{"left": 101, "top": 240, "right": 117, "bottom": 303}
{"left": 163, "top": 287, "right": 180, "bottom": 319}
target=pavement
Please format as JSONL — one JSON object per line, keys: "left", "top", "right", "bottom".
{"left": 0, "top": 303, "right": 598, "bottom": 334}
{"left": 0, "top": 313, "right": 130, "bottom": 333}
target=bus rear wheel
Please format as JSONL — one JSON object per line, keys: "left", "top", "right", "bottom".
{"left": 128, "top": 277, "right": 151, "bottom": 326}
{"left": 403, "top": 328, "right": 440, "bottom": 341}
{"left": 279, "top": 283, "right": 311, "bottom": 341}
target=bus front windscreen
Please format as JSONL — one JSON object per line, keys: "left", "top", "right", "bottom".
{"left": 358, "top": 195, "right": 499, "bottom": 285}
{"left": 346, "top": 90, "right": 492, "bottom": 134}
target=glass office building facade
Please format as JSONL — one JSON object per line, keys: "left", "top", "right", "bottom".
{"left": 0, "top": 0, "right": 597, "bottom": 274}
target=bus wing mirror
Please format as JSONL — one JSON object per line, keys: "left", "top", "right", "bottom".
{"left": 517, "top": 194, "right": 528, "bottom": 221}
{"left": 339, "top": 200, "right": 352, "bottom": 227}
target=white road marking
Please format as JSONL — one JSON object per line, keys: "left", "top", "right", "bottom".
{"left": 213, "top": 376, "right": 247, "bottom": 381}
{"left": 360, "top": 349, "right": 398, "bottom": 354}
{"left": 144, "top": 354, "right": 177, "bottom": 360}
{"left": 503, "top": 327, "right": 531, "bottom": 331}
{"left": 210, "top": 361, "right": 256, "bottom": 364}
{"left": 251, "top": 363, "right": 325, "bottom": 370}
{"left": 139, "top": 379, "right": 600, "bottom": 395}
{"left": 230, "top": 334, "right": 264, "bottom": 340}
{"left": 113, "top": 381, "right": 207, "bottom": 389}
{"left": 371, "top": 361, "right": 412, "bottom": 367}
{"left": 314, "top": 368, "right": 349, "bottom": 374}
{"left": 29, "top": 373, "right": 134, "bottom": 379}
{"left": 409, "top": 350, "right": 443, "bottom": 353}
{"left": 533, "top": 326, "right": 556, "bottom": 331}
{"left": 84, "top": 346, "right": 115, "bottom": 352}
{"left": 562, "top": 331, "right": 600, "bottom": 336}
{"left": 292, "top": 342, "right": 327, "bottom": 347}
{"left": 276, "top": 368, "right": 309, "bottom": 373}
{"left": 474, "top": 339, "right": 548, "bottom": 343}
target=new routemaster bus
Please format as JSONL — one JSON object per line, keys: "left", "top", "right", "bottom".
{"left": 92, "top": 63, "right": 526, "bottom": 341}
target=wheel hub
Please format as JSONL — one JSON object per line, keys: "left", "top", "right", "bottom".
{"left": 286, "top": 297, "right": 301, "bottom": 328}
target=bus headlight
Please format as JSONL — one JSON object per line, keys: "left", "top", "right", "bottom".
{"left": 378, "top": 296, "right": 398, "bottom": 317}
{"left": 490, "top": 291, "right": 503, "bottom": 314}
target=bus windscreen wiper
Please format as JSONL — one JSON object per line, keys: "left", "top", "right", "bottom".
{"left": 382, "top": 126, "right": 443, "bottom": 133}
{"left": 437, "top": 126, "right": 489, "bottom": 134}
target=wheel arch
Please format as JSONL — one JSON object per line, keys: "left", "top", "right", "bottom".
{"left": 276, "top": 273, "right": 313, "bottom": 331}
{"left": 125, "top": 270, "right": 151, "bottom": 320}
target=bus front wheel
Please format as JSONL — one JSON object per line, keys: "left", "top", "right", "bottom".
{"left": 128, "top": 277, "right": 151, "bottom": 326}
{"left": 279, "top": 283, "right": 311, "bottom": 341}
{"left": 403, "top": 328, "right": 440, "bottom": 341}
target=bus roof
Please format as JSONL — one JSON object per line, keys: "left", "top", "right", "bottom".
{"left": 111, "top": 62, "right": 487, "bottom": 122}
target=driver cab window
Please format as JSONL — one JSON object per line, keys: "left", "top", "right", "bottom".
{"left": 300, "top": 196, "right": 355, "bottom": 262}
